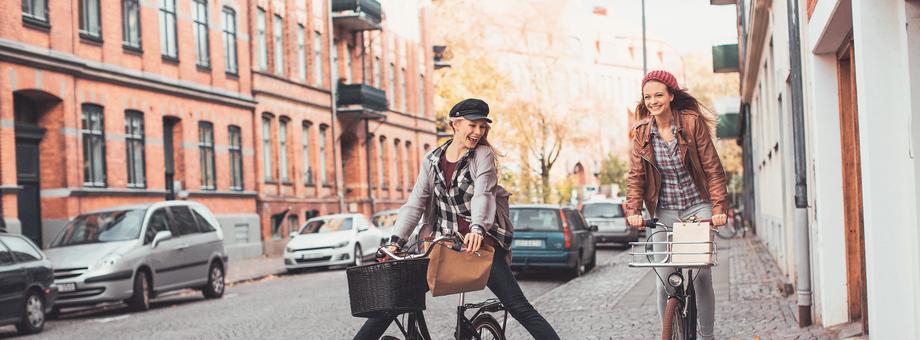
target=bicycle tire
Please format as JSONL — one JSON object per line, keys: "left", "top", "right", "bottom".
{"left": 466, "top": 314, "right": 505, "bottom": 340}
{"left": 661, "top": 297, "right": 687, "bottom": 340}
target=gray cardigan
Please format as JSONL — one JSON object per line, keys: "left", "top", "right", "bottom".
{"left": 391, "top": 143, "right": 498, "bottom": 241}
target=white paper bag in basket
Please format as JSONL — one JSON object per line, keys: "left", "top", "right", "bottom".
{"left": 671, "top": 222, "right": 713, "bottom": 265}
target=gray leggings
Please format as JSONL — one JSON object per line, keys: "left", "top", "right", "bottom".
{"left": 652, "top": 203, "right": 714, "bottom": 340}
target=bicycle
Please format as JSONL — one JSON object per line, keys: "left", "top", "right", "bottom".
{"left": 373, "top": 234, "right": 509, "bottom": 340}
{"left": 628, "top": 218, "right": 717, "bottom": 340}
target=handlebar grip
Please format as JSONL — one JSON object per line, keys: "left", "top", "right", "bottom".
{"left": 645, "top": 218, "right": 659, "bottom": 229}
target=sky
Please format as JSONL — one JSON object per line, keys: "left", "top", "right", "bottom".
{"left": 594, "top": 0, "right": 739, "bottom": 55}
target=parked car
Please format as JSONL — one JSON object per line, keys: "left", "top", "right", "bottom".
{"left": 0, "top": 233, "right": 56, "bottom": 334}
{"left": 509, "top": 205, "right": 597, "bottom": 278}
{"left": 44, "top": 201, "right": 228, "bottom": 313}
{"left": 371, "top": 209, "right": 424, "bottom": 253}
{"left": 580, "top": 199, "right": 639, "bottom": 245}
{"left": 284, "top": 213, "right": 385, "bottom": 272}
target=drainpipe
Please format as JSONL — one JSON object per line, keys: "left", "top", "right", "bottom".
{"left": 327, "top": 0, "right": 346, "bottom": 213}
{"left": 787, "top": 0, "right": 813, "bottom": 327}
{"left": 365, "top": 120, "right": 376, "bottom": 216}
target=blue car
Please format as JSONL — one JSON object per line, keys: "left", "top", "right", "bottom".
{"left": 509, "top": 205, "right": 597, "bottom": 278}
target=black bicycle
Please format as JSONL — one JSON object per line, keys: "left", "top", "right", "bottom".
{"left": 628, "top": 218, "right": 717, "bottom": 340}
{"left": 372, "top": 235, "right": 508, "bottom": 340}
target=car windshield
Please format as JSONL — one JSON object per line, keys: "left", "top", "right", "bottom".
{"left": 510, "top": 208, "right": 561, "bottom": 231}
{"left": 582, "top": 203, "right": 624, "bottom": 219}
{"left": 51, "top": 209, "right": 146, "bottom": 247}
{"left": 300, "top": 217, "right": 352, "bottom": 234}
{"left": 372, "top": 213, "right": 398, "bottom": 230}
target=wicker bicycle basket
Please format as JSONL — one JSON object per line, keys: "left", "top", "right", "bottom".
{"left": 346, "top": 257, "right": 430, "bottom": 318}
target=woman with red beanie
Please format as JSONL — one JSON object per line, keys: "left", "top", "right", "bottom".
{"left": 625, "top": 70, "right": 728, "bottom": 340}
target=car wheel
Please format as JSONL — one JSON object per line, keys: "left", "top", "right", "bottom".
{"left": 127, "top": 271, "right": 151, "bottom": 312}
{"left": 585, "top": 250, "right": 597, "bottom": 272}
{"left": 15, "top": 290, "right": 45, "bottom": 334}
{"left": 353, "top": 244, "right": 364, "bottom": 267}
{"left": 568, "top": 253, "right": 585, "bottom": 279}
{"left": 202, "top": 262, "right": 225, "bottom": 299}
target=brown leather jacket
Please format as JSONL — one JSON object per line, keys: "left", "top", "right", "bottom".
{"left": 625, "top": 110, "right": 728, "bottom": 219}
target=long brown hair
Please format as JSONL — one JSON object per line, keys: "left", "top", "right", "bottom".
{"left": 634, "top": 87, "right": 717, "bottom": 134}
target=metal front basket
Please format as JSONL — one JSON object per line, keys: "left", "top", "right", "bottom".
{"left": 627, "top": 238, "right": 718, "bottom": 268}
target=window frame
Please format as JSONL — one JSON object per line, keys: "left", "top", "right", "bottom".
{"left": 82, "top": 104, "right": 107, "bottom": 187}
{"left": 159, "top": 0, "right": 179, "bottom": 60}
{"left": 256, "top": 7, "right": 268, "bottom": 70}
{"left": 302, "top": 121, "right": 313, "bottom": 186}
{"left": 122, "top": 0, "right": 142, "bottom": 51}
{"left": 198, "top": 121, "right": 216, "bottom": 190}
{"left": 228, "top": 125, "right": 243, "bottom": 191}
{"left": 79, "top": 0, "right": 102, "bottom": 41}
{"left": 22, "top": 0, "right": 50, "bottom": 27}
{"left": 318, "top": 125, "right": 329, "bottom": 186}
{"left": 192, "top": 0, "right": 211, "bottom": 68}
{"left": 313, "top": 30, "right": 324, "bottom": 86}
{"left": 297, "top": 24, "right": 307, "bottom": 81}
{"left": 125, "top": 110, "right": 147, "bottom": 188}
{"left": 273, "top": 14, "right": 285, "bottom": 76}
{"left": 377, "top": 136, "right": 387, "bottom": 189}
{"left": 262, "top": 116, "right": 274, "bottom": 181}
{"left": 221, "top": 7, "right": 239, "bottom": 75}
{"left": 279, "top": 118, "right": 289, "bottom": 182}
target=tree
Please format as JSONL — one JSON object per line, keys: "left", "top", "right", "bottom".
{"left": 598, "top": 153, "right": 629, "bottom": 196}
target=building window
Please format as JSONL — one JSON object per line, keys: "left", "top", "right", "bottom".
{"left": 287, "top": 215, "right": 298, "bottom": 236}
{"left": 378, "top": 136, "right": 387, "bottom": 189}
{"left": 319, "top": 125, "right": 328, "bottom": 185}
{"left": 394, "top": 139, "right": 402, "bottom": 190}
{"left": 405, "top": 142, "right": 412, "bottom": 191}
{"left": 262, "top": 117, "right": 273, "bottom": 180}
{"left": 199, "top": 122, "right": 216, "bottom": 190}
{"left": 418, "top": 74, "right": 425, "bottom": 115}
{"left": 22, "top": 0, "right": 49, "bottom": 24}
{"left": 345, "top": 44, "right": 353, "bottom": 83}
{"left": 122, "top": 0, "right": 141, "bottom": 50}
{"left": 79, "top": 0, "right": 101, "bottom": 40}
{"left": 192, "top": 0, "right": 210, "bottom": 67}
{"left": 256, "top": 8, "right": 267, "bottom": 70}
{"left": 273, "top": 15, "right": 284, "bottom": 75}
{"left": 302, "top": 122, "right": 313, "bottom": 186}
{"left": 222, "top": 7, "right": 238, "bottom": 75}
{"left": 279, "top": 119, "right": 289, "bottom": 182}
{"left": 388, "top": 63, "right": 396, "bottom": 105}
{"left": 400, "top": 68, "right": 407, "bottom": 111}
{"left": 82, "top": 104, "right": 106, "bottom": 187}
{"left": 125, "top": 111, "right": 146, "bottom": 188}
{"left": 313, "top": 31, "right": 323, "bottom": 86}
{"left": 228, "top": 125, "right": 243, "bottom": 191}
{"left": 312, "top": 0, "right": 324, "bottom": 18}
{"left": 373, "top": 56, "right": 381, "bottom": 88}
{"left": 297, "top": 24, "right": 307, "bottom": 81}
{"left": 159, "top": 0, "right": 178, "bottom": 59}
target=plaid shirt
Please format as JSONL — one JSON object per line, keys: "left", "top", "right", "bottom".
{"left": 650, "top": 119, "right": 705, "bottom": 211}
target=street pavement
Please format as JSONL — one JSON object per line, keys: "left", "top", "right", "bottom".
{"left": 0, "top": 236, "right": 840, "bottom": 339}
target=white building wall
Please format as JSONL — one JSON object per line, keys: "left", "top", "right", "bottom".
{"left": 850, "top": 1, "right": 920, "bottom": 338}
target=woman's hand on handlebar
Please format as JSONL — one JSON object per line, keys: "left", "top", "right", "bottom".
{"left": 627, "top": 215, "right": 645, "bottom": 229}
{"left": 377, "top": 244, "right": 398, "bottom": 263}
{"left": 711, "top": 214, "right": 727, "bottom": 227}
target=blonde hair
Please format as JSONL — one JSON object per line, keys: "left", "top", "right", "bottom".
{"left": 449, "top": 117, "right": 503, "bottom": 171}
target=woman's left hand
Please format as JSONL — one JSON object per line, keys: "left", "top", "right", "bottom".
{"left": 711, "top": 214, "right": 727, "bottom": 227}
{"left": 464, "top": 232, "right": 483, "bottom": 253}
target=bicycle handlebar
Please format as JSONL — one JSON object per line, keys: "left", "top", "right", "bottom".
{"left": 375, "top": 233, "right": 472, "bottom": 262}
{"left": 643, "top": 218, "right": 715, "bottom": 229}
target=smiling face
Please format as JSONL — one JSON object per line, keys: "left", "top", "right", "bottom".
{"left": 450, "top": 118, "right": 489, "bottom": 149}
{"left": 642, "top": 80, "right": 674, "bottom": 116}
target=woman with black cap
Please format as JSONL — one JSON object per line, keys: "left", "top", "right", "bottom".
{"left": 625, "top": 70, "right": 728, "bottom": 340}
{"left": 353, "top": 98, "right": 560, "bottom": 340}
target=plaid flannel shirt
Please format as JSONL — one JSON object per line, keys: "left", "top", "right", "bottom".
{"left": 650, "top": 119, "right": 705, "bottom": 211}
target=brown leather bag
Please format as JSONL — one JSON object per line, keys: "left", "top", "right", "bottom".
{"left": 426, "top": 240, "right": 494, "bottom": 297}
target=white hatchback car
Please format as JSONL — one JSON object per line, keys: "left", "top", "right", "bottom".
{"left": 283, "top": 213, "right": 385, "bottom": 272}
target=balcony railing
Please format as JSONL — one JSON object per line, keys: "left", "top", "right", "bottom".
{"left": 332, "top": 0, "right": 382, "bottom": 31}
{"left": 336, "top": 83, "right": 388, "bottom": 120}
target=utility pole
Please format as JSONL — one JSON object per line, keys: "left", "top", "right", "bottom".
{"left": 641, "top": 0, "right": 648, "bottom": 75}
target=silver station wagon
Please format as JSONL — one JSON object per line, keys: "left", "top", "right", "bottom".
{"left": 44, "top": 201, "right": 228, "bottom": 313}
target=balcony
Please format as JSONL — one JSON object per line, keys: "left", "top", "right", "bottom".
{"left": 717, "top": 113, "right": 740, "bottom": 139}
{"left": 712, "top": 44, "right": 740, "bottom": 73}
{"left": 336, "top": 83, "right": 388, "bottom": 120}
{"left": 332, "top": 0, "right": 382, "bottom": 31}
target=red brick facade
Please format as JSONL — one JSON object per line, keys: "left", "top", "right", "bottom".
{"left": 0, "top": 0, "right": 436, "bottom": 257}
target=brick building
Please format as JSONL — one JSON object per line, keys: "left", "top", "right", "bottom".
{"left": 0, "top": 0, "right": 436, "bottom": 258}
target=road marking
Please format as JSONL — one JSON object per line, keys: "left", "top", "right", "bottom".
{"left": 92, "top": 315, "right": 130, "bottom": 323}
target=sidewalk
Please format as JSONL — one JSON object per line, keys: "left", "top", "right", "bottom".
{"left": 226, "top": 255, "right": 286, "bottom": 284}
{"left": 505, "top": 236, "right": 838, "bottom": 339}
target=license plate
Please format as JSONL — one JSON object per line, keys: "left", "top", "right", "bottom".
{"left": 514, "top": 239, "right": 544, "bottom": 248}
{"left": 300, "top": 253, "right": 323, "bottom": 260}
{"left": 56, "top": 283, "right": 76, "bottom": 293}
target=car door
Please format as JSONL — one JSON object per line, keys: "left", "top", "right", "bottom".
{"left": 144, "top": 207, "right": 183, "bottom": 290}
{"left": 167, "top": 205, "right": 211, "bottom": 288}
{"left": 0, "top": 240, "right": 26, "bottom": 322}
{"left": 564, "top": 209, "right": 590, "bottom": 261}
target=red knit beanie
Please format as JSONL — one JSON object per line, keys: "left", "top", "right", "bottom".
{"left": 641, "top": 70, "right": 681, "bottom": 91}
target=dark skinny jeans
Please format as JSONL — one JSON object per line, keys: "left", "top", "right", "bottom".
{"left": 354, "top": 246, "right": 560, "bottom": 340}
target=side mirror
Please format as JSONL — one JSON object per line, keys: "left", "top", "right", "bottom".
{"left": 152, "top": 230, "right": 172, "bottom": 248}
{"left": 590, "top": 225, "right": 599, "bottom": 232}
{"left": 358, "top": 225, "right": 369, "bottom": 232}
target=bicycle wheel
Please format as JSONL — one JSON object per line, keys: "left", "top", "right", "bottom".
{"left": 661, "top": 297, "right": 687, "bottom": 340}
{"left": 715, "top": 223, "right": 738, "bottom": 239}
{"left": 463, "top": 314, "right": 505, "bottom": 340}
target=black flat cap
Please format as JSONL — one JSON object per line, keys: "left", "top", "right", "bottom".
{"left": 448, "top": 98, "right": 492, "bottom": 123}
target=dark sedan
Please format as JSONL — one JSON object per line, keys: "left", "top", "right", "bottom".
{"left": 0, "top": 233, "right": 57, "bottom": 334}
{"left": 509, "top": 205, "right": 598, "bottom": 278}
